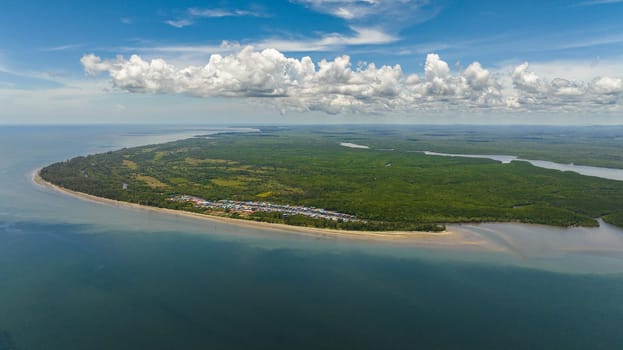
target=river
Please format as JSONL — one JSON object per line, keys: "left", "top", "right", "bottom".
{"left": 422, "top": 151, "right": 623, "bottom": 181}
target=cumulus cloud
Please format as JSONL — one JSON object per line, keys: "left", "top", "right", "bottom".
{"left": 81, "top": 47, "right": 623, "bottom": 115}
{"left": 80, "top": 54, "right": 113, "bottom": 76}
{"left": 510, "top": 62, "right": 623, "bottom": 108}
{"left": 591, "top": 76, "right": 623, "bottom": 94}
{"left": 512, "top": 62, "right": 547, "bottom": 94}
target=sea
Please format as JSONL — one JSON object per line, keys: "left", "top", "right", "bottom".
{"left": 1, "top": 125, "right": 622, "bottom": 350}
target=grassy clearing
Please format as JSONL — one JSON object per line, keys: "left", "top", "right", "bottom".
{"left": 122, "top": 159, "right": 137, "bottom": 170}
{"left": 185, "top": 157, "right": 238, "bottom": 165}
{"left": 135, "top": 175, "right": 170, "bottom": 189}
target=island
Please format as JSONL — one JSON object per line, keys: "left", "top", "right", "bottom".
{"left": 39, "top": 126, "right": 623, "bottom": 232}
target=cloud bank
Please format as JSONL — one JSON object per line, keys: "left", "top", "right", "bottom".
{"left": 81, "top": 47, "right": 623, "bottom": 115}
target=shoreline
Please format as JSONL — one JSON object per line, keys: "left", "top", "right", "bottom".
{"left": 33, "top": 168, "right": 489, "bottom": 245}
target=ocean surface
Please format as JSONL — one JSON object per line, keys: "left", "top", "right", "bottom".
{"left": 1, "top": 125, "right": 623, "bottom": 350}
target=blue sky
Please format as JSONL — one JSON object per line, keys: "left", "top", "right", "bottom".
{"left": 1, "top": 0, "right": 623, "bottom": 124}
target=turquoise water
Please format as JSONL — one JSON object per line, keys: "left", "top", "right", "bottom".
{"left": 1, "top": 126, "right": 623, "bottom": 349}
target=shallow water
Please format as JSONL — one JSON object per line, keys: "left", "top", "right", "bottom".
{"left": 451, "top": 220, "right": 623, "bottom": 273}
{"left": 1, "top": 126, "right": 623, "bottom": 350}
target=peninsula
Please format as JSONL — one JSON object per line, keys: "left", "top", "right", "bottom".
{"left": 39, "top": 126, "right": 623, "bottom": 231}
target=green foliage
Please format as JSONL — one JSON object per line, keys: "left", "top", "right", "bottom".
{"left": 603, "top": 212, "right": 623, "bottom": 227}
{"left": 40, "top": 126, "right": 623, "bottom": 231}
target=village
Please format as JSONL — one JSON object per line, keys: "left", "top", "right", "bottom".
{"left": 168, "top": 195, "right": 360, "bottom": 222}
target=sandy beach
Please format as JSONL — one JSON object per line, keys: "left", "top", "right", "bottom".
{"left": 32, "top": 168, "right": 494, "bottom": 247}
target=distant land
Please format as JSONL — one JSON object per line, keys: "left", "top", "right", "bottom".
{"left": 39, "top": 125, "right": 623, "bottom": 231}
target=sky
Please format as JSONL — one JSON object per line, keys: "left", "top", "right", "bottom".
{"left": 1, "top": 0, "right": 623, "bottom": 124}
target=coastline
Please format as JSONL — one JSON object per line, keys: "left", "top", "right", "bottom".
{"left": 32, "top": 168, "right": 492, "bottom": 246}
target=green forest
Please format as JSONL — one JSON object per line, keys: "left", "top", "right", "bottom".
{"left": 40, "top": 126, "right": 623, "bottom": 231}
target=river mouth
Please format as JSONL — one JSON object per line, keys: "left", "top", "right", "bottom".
{"left": 446, "top": 219, "right": 623, "bottom": 274}
{"left": 422, "top": 151, "right": 623, "bottom": 181}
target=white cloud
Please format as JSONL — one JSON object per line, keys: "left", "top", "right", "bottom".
{"left": 127, "top": 28, "right": 397, "bottom": 61}
{"left": 81, "top": 54, "right": 114, "bottom": 76}
{"left": 293, "top": 0, "right": 430, "bottom": 20}
{"left": 464, "top": 62, "right": 491, "bottom": 89}
{"left": 333, "top": 7, "right": 357, "bottom": 20}
{"left": 591, "top": 76, "right": 623, "bottom": 94}
{"left": 165, "top": 7, "right": 266, "bottom": 28}
{"left": 292, "top": 0, "right": 439, "bottom": 30}
{"left": 424, "top": 53, "right": 450, "bottom": 80}
{"left": 188, "top": 8, "right": 265, "bottom": 18}
{"left": 159, "top": 3, "right": 399, "bottom": 52}
{"left": 134, "top": 41, "right": 242, "bottom": 55}
{"left": 508, "top": 62, "right": 623, "bottom": 109}
{"left": 502, "top": 57, "right": 623, "bottom": 82}
{"left": 257, "top": 27, "right": 398, "bottom": 52}
{"left": 512, "top": 62, "right": 548, "bottom": 94}
{"left": 81, "top": 47, "right": 623, "bottom": 115}
{"left": 164, "top": 19, "right": 193, "bottom": 28}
